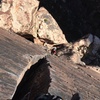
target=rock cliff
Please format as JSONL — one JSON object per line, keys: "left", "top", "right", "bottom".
{"left": 0, "top": 28, "right": 100, "bottom": 100}
{"left": 0, "top": 0, "right": 100, "bottom": 100}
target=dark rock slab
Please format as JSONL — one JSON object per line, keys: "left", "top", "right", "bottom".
{"left": 0, "top": 28, "right": 100, "bottom": 100}
{"left": 47, "top": 56, "right": 100, "bottom": 100}
{"left": 13, "top": 56, "right": 100, "bottom": 100}
{"left": 0, "top": 28, "right": 46, "bottom": 100}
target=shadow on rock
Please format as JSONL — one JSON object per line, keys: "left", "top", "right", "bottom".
{"left": 71, "top": 93, "right": 81, "bottom": 100}
{"left": 12, "top": 58, "right": 51, "bottom": 100}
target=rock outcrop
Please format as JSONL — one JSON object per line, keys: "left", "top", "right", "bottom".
{"left": 0, "top": 0, "right": 100, "bottom": 99}
{"left": 51, "top": 34, "right": 100, "bottom": 67}
{"left": 0, "top": 28, "right": 100, "bottom": 100}
{"left": 0, "top": 0, "right": 67, "bottom": 48}
{"left": 0, "top": 0, "right": 39, "bottom": 34}
{"left": 35, "top": 7, "right": 67, "bottom": 45}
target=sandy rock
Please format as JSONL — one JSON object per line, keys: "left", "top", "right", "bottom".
{"left": 0, "top": 0, "right": 39, "bottom": 35}
{"left": 0, "top": 10, "right": 11, "bottom": 29}
{"left": 1, "top": 28, "right": 100, "bottom": 100}
{"left": 10, "top": 0, "right": 39, "bottom": 33}
{"left": 0, "top": 1, "right": 68, "bottom": 47}
{"left": 36, "top": 7, "right": 68, "bottom": 44}
{"left": 1, "top": 0, "right": 12, "bottom": 12}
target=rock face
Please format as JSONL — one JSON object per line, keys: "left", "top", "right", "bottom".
{"left": 36, "top": 7, "right": 67, "bottom": 44}
{"left": 10, "top": 0, "right": 39, "bottom": 34}
{"left": 0, "top": 0, "right": 67, "bottom": 47}
{"left": 0, "top": 28, "right": 100, "bottom": 100}
{"left": 51, "top": 34, "right": 100, "bottom": 67}
{"left": 0, "top": 28, "right": 46, "bottom": 100}
{"left": 0, "top": 0, "right": 100, "bottom": 100}
{"left": 0, "top": 0, "right": 39, "bottom": 34}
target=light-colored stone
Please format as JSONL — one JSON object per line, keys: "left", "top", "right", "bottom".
{"left": 0, "top": 10, "right": 11, "bottom": 29}
{"left": 0, "top": 1, "right": 68, "bottom": 48}
{"left": 36, "top": 7, "right": 68, "bottom": 44}
{"left": 1, "top": 0, "right": 12, "bottom": 12}
{"left": 10, "top": 0, "right": 39, "bottom": 33}
{"left": 0, "top": 0, "right": 39, "bottom": 35}
{"left": 52, "top": 34, "right": 100, "bottom": 66}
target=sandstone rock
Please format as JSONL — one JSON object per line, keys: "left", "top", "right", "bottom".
{"left": 0, "top": 1, "right": 67, "bottom": 48}
{"left": 91, "top": 35, "right": 100, "bottom": 54}
{"left": 36, "top": 7, "right": 68, "bottom": 45}
{"left": 0, "top": 28, "right": 46, "bottom": 100}
{"left": 0, "top": 10, "right": 11, "bottom": 29}
{"left": 10, "top": 0, "right": 39, "bottom": 33}
{"left": 1, "top": 0, "right": 12, "bottom": 12}
{"left": 39, "top": 0, "right": 100, "bottom": 41}
{"left": 0, "top": 28, "right": 100, "bottom": 100}
{"left": 0, "top": 0, "right": 39, "bottom": 35}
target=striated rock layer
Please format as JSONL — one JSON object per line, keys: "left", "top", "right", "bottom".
{"left": 0, "top": 28, "right": 100, "bottom": 100}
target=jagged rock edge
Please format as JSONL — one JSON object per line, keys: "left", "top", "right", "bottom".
{"left": 13, "top": 54, "right": 48, "bottom": 99}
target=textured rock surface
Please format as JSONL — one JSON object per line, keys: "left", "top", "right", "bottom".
{"left": 0, "top": 28, "right": 46, "bottom": 100}
{"left": 0, "top": 10, "right": 11, "bottom": 29}
{"left": 39, "top": 0, "right": 100, "bottom": 41}
{"left": 0, "top": 0, "right": 39, "bottom": 34}
{"left": 10, "top": 0, "right": 39, "bottom": 34}
{"left": 36, "top": 7, "right": 67, "bottom": 44}
{"left": 0, "top": 28, "right": 100, "bottom": 100}
{"left": 0, "top": 0, "right": 67, "bottom": 47}
{"left": 51, "top": 34, "right": 100, "bottom": 67}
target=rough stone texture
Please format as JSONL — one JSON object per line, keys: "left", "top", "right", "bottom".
{"left": 10, "top": 0, "right": 39, "bottom": 33}
{"left": 0, "top": 28, "right": 100, "bottom": 100}
{"left": 0, "top": 28, "right": 46, "bottom": 100}
{"left": 0, "top": 10, "right": 11, "bottom": 30}
{"left": 0, "top": 0, "right": 39, "bottom": 34}
{"left": 36, "top": 7, "right": 67, "bottom": 44}
{"left": 0, "top": 0, "right": 68, "bottom": 47}
{"left": 51, "top": 34, "right": 100, "bottom": 67}
{"left": 1, "top": 0, "right": 12, "bottom": 12}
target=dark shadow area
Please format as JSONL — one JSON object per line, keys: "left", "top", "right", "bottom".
{"left": 12, "top": 58, "right": 51, "bottom": 100}
{"left": 71, "top": 93, "right": 80, "bottom": 100}
{"left": 34, "top": 93, "right": 63, "bottom": 100}
{"left": 0, "top": 0, "right": 2, "bottom": 4}
{"left": 38, "top": 0, "right": 100, "bottom": 42}
{"left": 0, "top": 0, "right": 2, "bottom": 8}
{"left": 21, "top": 34, "right": 34, "bottom": 42}
{"left": 17, "top": 33, "right": 34, "bottom": 42}
{"left": 81, "top": 47, "right": 100, "bottom": 67}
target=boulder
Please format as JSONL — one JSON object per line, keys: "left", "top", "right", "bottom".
{"left": 0, "top": 1, "right": 68, "bottom": 47}
{"left": 0, "top": 0, "right": 39, "bottom": 35}
{"left": 35, "top": 7, "right": 68, "bottom": 44}
{"left": 10, "top": 0, "right": 39, "bottom": 34}
{"left": 0, "top": 10, "right": 11, "bottom": 29}
{"left": 0, "top": 28, "right": 100, "bottom": 100}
